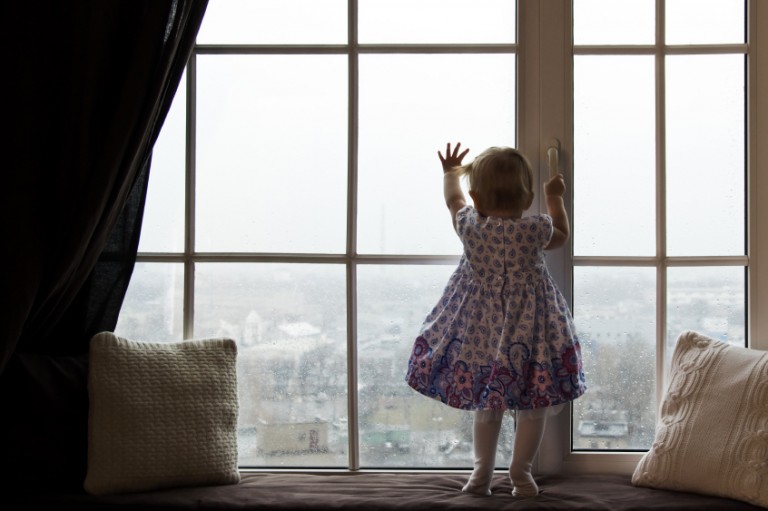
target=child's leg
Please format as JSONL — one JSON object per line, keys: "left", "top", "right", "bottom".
{"left": 509, "top": 407, "right": 548, "bottom": 497}
{"left": 462, "top": 409, "right": 504, "bottom": 496}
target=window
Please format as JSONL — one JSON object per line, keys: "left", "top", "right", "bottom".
{"left": 571, "top": 0, "right": 748, "bottom": 453}
{"left": 118, "top": 0, "right": 768, "bottom": 474}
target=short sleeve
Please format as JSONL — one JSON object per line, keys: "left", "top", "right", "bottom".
{"left": 455, "top": 205, "right": 476, "bottom": 236}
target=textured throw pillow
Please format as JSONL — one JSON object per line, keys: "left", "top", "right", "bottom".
{"left": 84, "top": 332, "right": 240, "bottom": 495}
{"left": 632, "top": 330, "right": 768, "bottom": 508}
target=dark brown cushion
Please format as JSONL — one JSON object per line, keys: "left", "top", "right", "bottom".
{"left": 9, "top": 472, "right": 766, "bottom": 510}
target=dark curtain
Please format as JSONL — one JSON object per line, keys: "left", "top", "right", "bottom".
{"left": 0, "top": 0, "right": 208, "bottom": 492}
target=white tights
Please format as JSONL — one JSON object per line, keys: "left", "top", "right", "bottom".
{"left": 462, "top": 406, "right": 560, "bottom": 497}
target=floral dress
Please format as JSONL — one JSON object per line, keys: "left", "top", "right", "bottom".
{"left": 405, "top": 205, "right": 586, "bottom": 411}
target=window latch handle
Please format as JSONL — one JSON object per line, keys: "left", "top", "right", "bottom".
{"left": 547, "top": 138, "right": 560, "bottom": 178}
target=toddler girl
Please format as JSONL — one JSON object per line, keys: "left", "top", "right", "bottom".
{"left": 405, "top": 142, "right": 586, "bottom": 497}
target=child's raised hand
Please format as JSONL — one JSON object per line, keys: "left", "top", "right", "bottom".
{"left": 438, "top": 142, "right": 469, "bottom": 173}
{"left": 544, "top": 173, "right": 566, "bottom": 197}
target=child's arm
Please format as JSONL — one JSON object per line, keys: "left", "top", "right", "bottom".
{"left": 438, "top": 142, "right": 470, "bottom": 231}
{"left": 543, "top": 173, "right": 570, "bottom": 250}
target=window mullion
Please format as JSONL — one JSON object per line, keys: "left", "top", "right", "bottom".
{"left": 654, "top": 0, "right": 668, "bottom": 413}
{"left": 526, "top": 0, "right": 575, "bottom": 475}
{"left": 184, "top": 54, "right": 197, "bottom": 340}
{"left": 346, "top": 0, "right": 360, "bottom": 472}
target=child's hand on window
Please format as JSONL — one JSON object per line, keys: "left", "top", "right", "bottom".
{"left": 544, "top": 173, "right": 566, "bottom": 197}
{"left": 438, "top": 142, "right": 470, "bottom": 173}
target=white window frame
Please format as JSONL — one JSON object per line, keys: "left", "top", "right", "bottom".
{"left": 523, "top": 0, "right": 768, "bottom": 476}
{"left": 130, "top": 0, "right": 768, "bottom": 475}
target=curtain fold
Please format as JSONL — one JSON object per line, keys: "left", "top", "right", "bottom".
{"left": 0, "top": 0, "right": 208, "bottom": 492}
{"left": 0, "top": 0, "right": 208, "bottom": 372}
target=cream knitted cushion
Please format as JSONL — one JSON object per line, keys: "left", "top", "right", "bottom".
{"left": 84, "top": 332, "right": 240, "bottom": 495}
{"left": 632, "top": 330, "right": 768, "bottom": 508}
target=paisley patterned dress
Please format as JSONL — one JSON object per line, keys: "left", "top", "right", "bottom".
{"left": 405, "top": 205, "right": 586, "bottom": 411}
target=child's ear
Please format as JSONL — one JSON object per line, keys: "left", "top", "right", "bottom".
{"left": 469, "top": 190, "right": 480, "bottom": 207}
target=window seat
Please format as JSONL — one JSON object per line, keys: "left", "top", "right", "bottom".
{"left": 11, "top": 471, "right": 764, "bottom": 511}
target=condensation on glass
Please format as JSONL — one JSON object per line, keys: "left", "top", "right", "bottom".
{"left": 194, "top": 263, "right": 348, "bottom": 467}
{"left": 666, "top": 266, "right": 746, "bottom": 357}
{"left": 571, "top": 267, "right": 657, "bottom": 450}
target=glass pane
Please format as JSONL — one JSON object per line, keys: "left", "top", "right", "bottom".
{"left": 573, "top": 0, "right": 654, "bottom": 45}
{"left": 572, "top": 267, "right": 656, "bottom": 450}
{"left": 666, "top": 0, "right": 745, "bottom": 45}
{"left": 358, "top": 54, "right": 515, "bottom": 255}
{"left": 195, "top": 263, "right": 347, "bottom": 467}
{"left": 196, "top": 55, "right": 347, "bottom": 253}
{"left": 196, "top": 0, "right": 347, "bottom": 44}
{"left": 359, "top": 0, "right": 516, "bottom": 44}
{"left": 115, "top": 263, "right": 184, "bottom": 341}
{"left": 574, "top": 56, "right": 656, "bottom": 257}
{"left": 139, "top": 73, "right": 186, "bottom": 253}
{"left": 666, "top": 55, "right": 745, "bottom": 256}
{"left": 667, "top": 266, "right": 746, "bottom": 365}
{"left": 357, "top": 265, "right": 515, "bottom": 468}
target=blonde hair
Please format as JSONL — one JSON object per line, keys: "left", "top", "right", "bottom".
{"left": 457, "top": 146, "right": 534, "bottom": 211}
